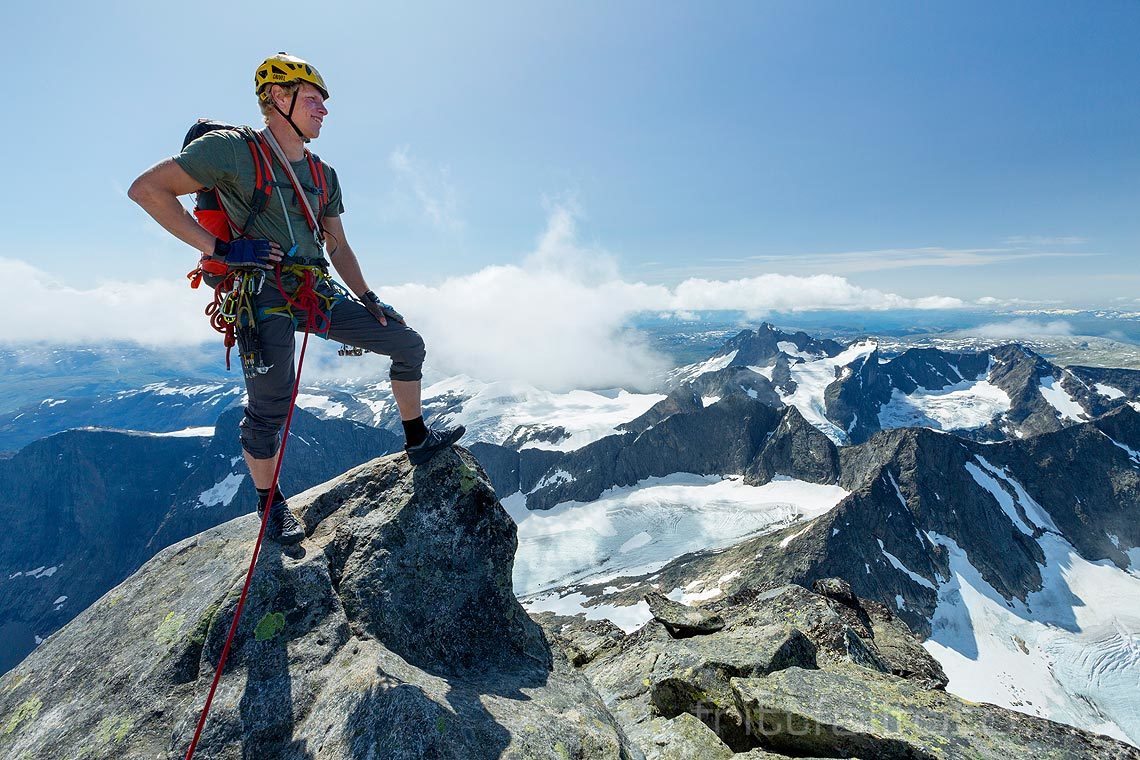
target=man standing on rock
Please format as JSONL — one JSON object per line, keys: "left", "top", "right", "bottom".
{"left": 128, "top": 53, "right": 463, "bottom": 544}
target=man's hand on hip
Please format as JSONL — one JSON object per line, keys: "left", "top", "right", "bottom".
{"left": 362, "top": 290, "right": 405, "bottom": 326}
{"left": 211, "top": 238, "right": 283, "bottom": 269}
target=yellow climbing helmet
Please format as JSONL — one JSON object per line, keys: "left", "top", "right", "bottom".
{"left": 254, "top": 53, "right": 329, "bottom": 102}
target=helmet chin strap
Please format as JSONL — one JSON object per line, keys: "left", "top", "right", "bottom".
{"left": 272, "top": 89, "right": 310, "bottom": 143}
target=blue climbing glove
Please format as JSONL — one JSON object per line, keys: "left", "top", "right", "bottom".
{"left": 213, "top": 238, "right": 273, "bottom": 269}
{"left": 362, "top": 290, "right": 405, "bottom": 325}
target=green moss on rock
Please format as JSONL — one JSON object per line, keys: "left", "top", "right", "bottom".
{"left": 254, "top": 611, "right": 286, "bottom": 641}
{"left": 95, "top": 715, "right": 133, "bottom": 745}
{"left": 2, "top": 696, "right": 42, "bottom": 736}
{"left": 153, "top": 611, "right": 185, "bottom": 646}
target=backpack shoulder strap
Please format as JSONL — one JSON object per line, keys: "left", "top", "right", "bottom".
{"left": 232, "top": 126, "right": 274, "bottom": 238}
{"left": 305, "top": 151, "right": 329, "bottom": 221}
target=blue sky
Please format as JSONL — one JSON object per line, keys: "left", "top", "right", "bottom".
{"left": 4, "top": 1, "right": 1139, "bottom": 308}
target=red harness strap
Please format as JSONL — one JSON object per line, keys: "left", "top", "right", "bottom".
{"left": 250, "top": 134, "right": 326, "bottom": 239}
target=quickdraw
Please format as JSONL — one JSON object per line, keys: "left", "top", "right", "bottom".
{"left": 202, "top": 268, "right": 268, "bottom": 378}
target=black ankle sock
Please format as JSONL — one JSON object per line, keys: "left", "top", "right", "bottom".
{"left": 403, "top": 416, "right": 429, "bottom": 447}
{"left": 257, "top": 487, "right": 286, "bottom": 508}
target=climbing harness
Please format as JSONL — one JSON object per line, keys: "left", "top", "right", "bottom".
{"left": 182, "top": 270, "right": 325, "bottom": 760}
{"left": 261, "top": 261, "right": 348, "bottom": 335}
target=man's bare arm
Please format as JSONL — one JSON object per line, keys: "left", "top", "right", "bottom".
{"left": 322, "top": 215, "right": 370, "bottom": 296}
{"left": 127, "top": 160, "right": 219, "bottom": 254}
{"left": 128, "top": 160, "right": 283, "bottom": 262}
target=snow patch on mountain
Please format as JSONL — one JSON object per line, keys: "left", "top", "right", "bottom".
{"left": 197, "top": 472, "right": 245, "bottom": 509}
{"left": 294, "top": 393, "right": 349, "bottom": 419}
{"left": 966, "top": 456, "right": 1060, "bottom": 535}
{"left": 116, "top": 382, "right": 237, "bottom": 399}
{"left": 522, "top": 589, "right": 653, "bottom": 634}
{"left": 507, "top": 474, "right": 849, "bottom": 596}
{"left": 152, "top": 426, "right": 215, "bottom": 437}
{"left": 1039, "top": 376, "right": 1088, "bottom": 422}
{"left": 668, "top": 349, "right": 740, "bottom": 384}
{"left": 532, "top": 469, "right": 574, "bottom": 492}
{"left": 776, "top": 341, "right": 819, "bottom": 361}
{"left": 1096, "top": 383, "right": 1126, "bottom": 400}
{"left": 1103, "top": 433, "right": 1140, "bottom": 465}
{"left": 10, "top": 566, "right": 58, "bottom": 580}
{"left": 876, "top": 538, "right": 936, "bottom": 590}
{"left": 780, "top": 340, "right": 878, "bottom": 444}
{"left": 877, "top": 380, "right": 1010, "bottom": 432}
{"left": 924, "top": 532, "right": 1140, "bottom": 747}
{"left": 748, "top": 364, "right": 775, "bottom": 380}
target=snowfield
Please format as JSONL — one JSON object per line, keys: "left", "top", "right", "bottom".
{"left": 424, "top": 375, "right": 665, "bottom": 451}
{"left": 878, "top": 380, "right": 1011, "bottom": 432}
{"left": 667, "top": 349, "right": 739, "bottom": 385}
{"left": 510, "top": 473, "right": 849, "bottom": 598}
{"left": 778, "top": 339, "right": 878, "bottom": 444}
{"left": 196, "top": 472, "right": 245, "bottom": 509}
{"left": 924, "top": 532, "right": 1140, "bottom": 747}
{"left": 1038, "top": 375, "right": 1089, "bottom": 422}
{"left": 294, "top": 393, "right": 349, "bottom": 418}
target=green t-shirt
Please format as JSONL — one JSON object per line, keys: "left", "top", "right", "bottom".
{"left": 174, "top": 128, "right": 344, "bottom": 261}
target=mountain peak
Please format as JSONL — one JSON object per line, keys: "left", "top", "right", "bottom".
{"left": 0, "top": 449, "right": 635, "bottom": 758}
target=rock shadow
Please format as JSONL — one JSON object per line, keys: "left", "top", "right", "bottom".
{"left": 237, "top": 544, "right": 316, "bottom": 760}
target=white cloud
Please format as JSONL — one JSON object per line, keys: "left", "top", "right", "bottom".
{"left": 665, "top": 275, "right": 963, "bottom": 315}
{"left": 377, "top": 207, "right": 964, "bottom": 389}
{"left": 1, "top": 207, "right": 970, "bottom": 390}
{"left": 0, "top": 258, "right": 215, "bottom": 345}
{"left": 965, "top": 319, "right": 1076, "bottom": 339}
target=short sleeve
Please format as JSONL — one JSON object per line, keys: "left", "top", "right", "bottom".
{"left": 173, "top": 131, "right": 240, "bottom": 191}
{"left": 323, "top": 164, "right": 345, "bottom": 217}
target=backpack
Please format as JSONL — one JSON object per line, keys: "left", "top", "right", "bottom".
{"left": 182, "top": 119, "right": 329, "bottom": 287}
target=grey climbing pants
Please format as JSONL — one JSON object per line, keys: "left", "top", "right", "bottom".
{"left": 238, "top": 279, "right": 425, "bottom": 459}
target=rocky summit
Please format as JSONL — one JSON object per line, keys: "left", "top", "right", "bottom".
{"left": 0, "top": 448, "right": 632, "bottom": 759}
{"left": 1, "top": 449, "right": 1137, "bottom": 759}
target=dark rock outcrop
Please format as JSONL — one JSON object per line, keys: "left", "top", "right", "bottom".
{"left": 618, "top": 388, "right": 704, "bottom": 436}
{"left": 644, "top": 592, "right": 725, "bottom": 637}
{"left": 0, "top": 448, "right": 639, "bottom": 759}
{"left": 524, "top": 394, "right": 781, "bottom": 511}
{"left": 744, "top": 405, "right": 840, "bottom": 486}
{"left": 719, "top": 324, "right": 845, "bottom": 368}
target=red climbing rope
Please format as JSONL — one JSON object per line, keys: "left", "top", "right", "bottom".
{"left": 182, "top": 268, "right": 324, "bottom": 760}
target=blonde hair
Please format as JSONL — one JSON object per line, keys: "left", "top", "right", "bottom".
{"left": 257, "top": 81, "right": 303, "bottom": 121}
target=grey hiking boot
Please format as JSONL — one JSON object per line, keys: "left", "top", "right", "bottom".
{"left": 257, "top": 497, "right": 306, "bottom": 545}
{"left": 405, "top": 424, "right": 466, "bottom": 465}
